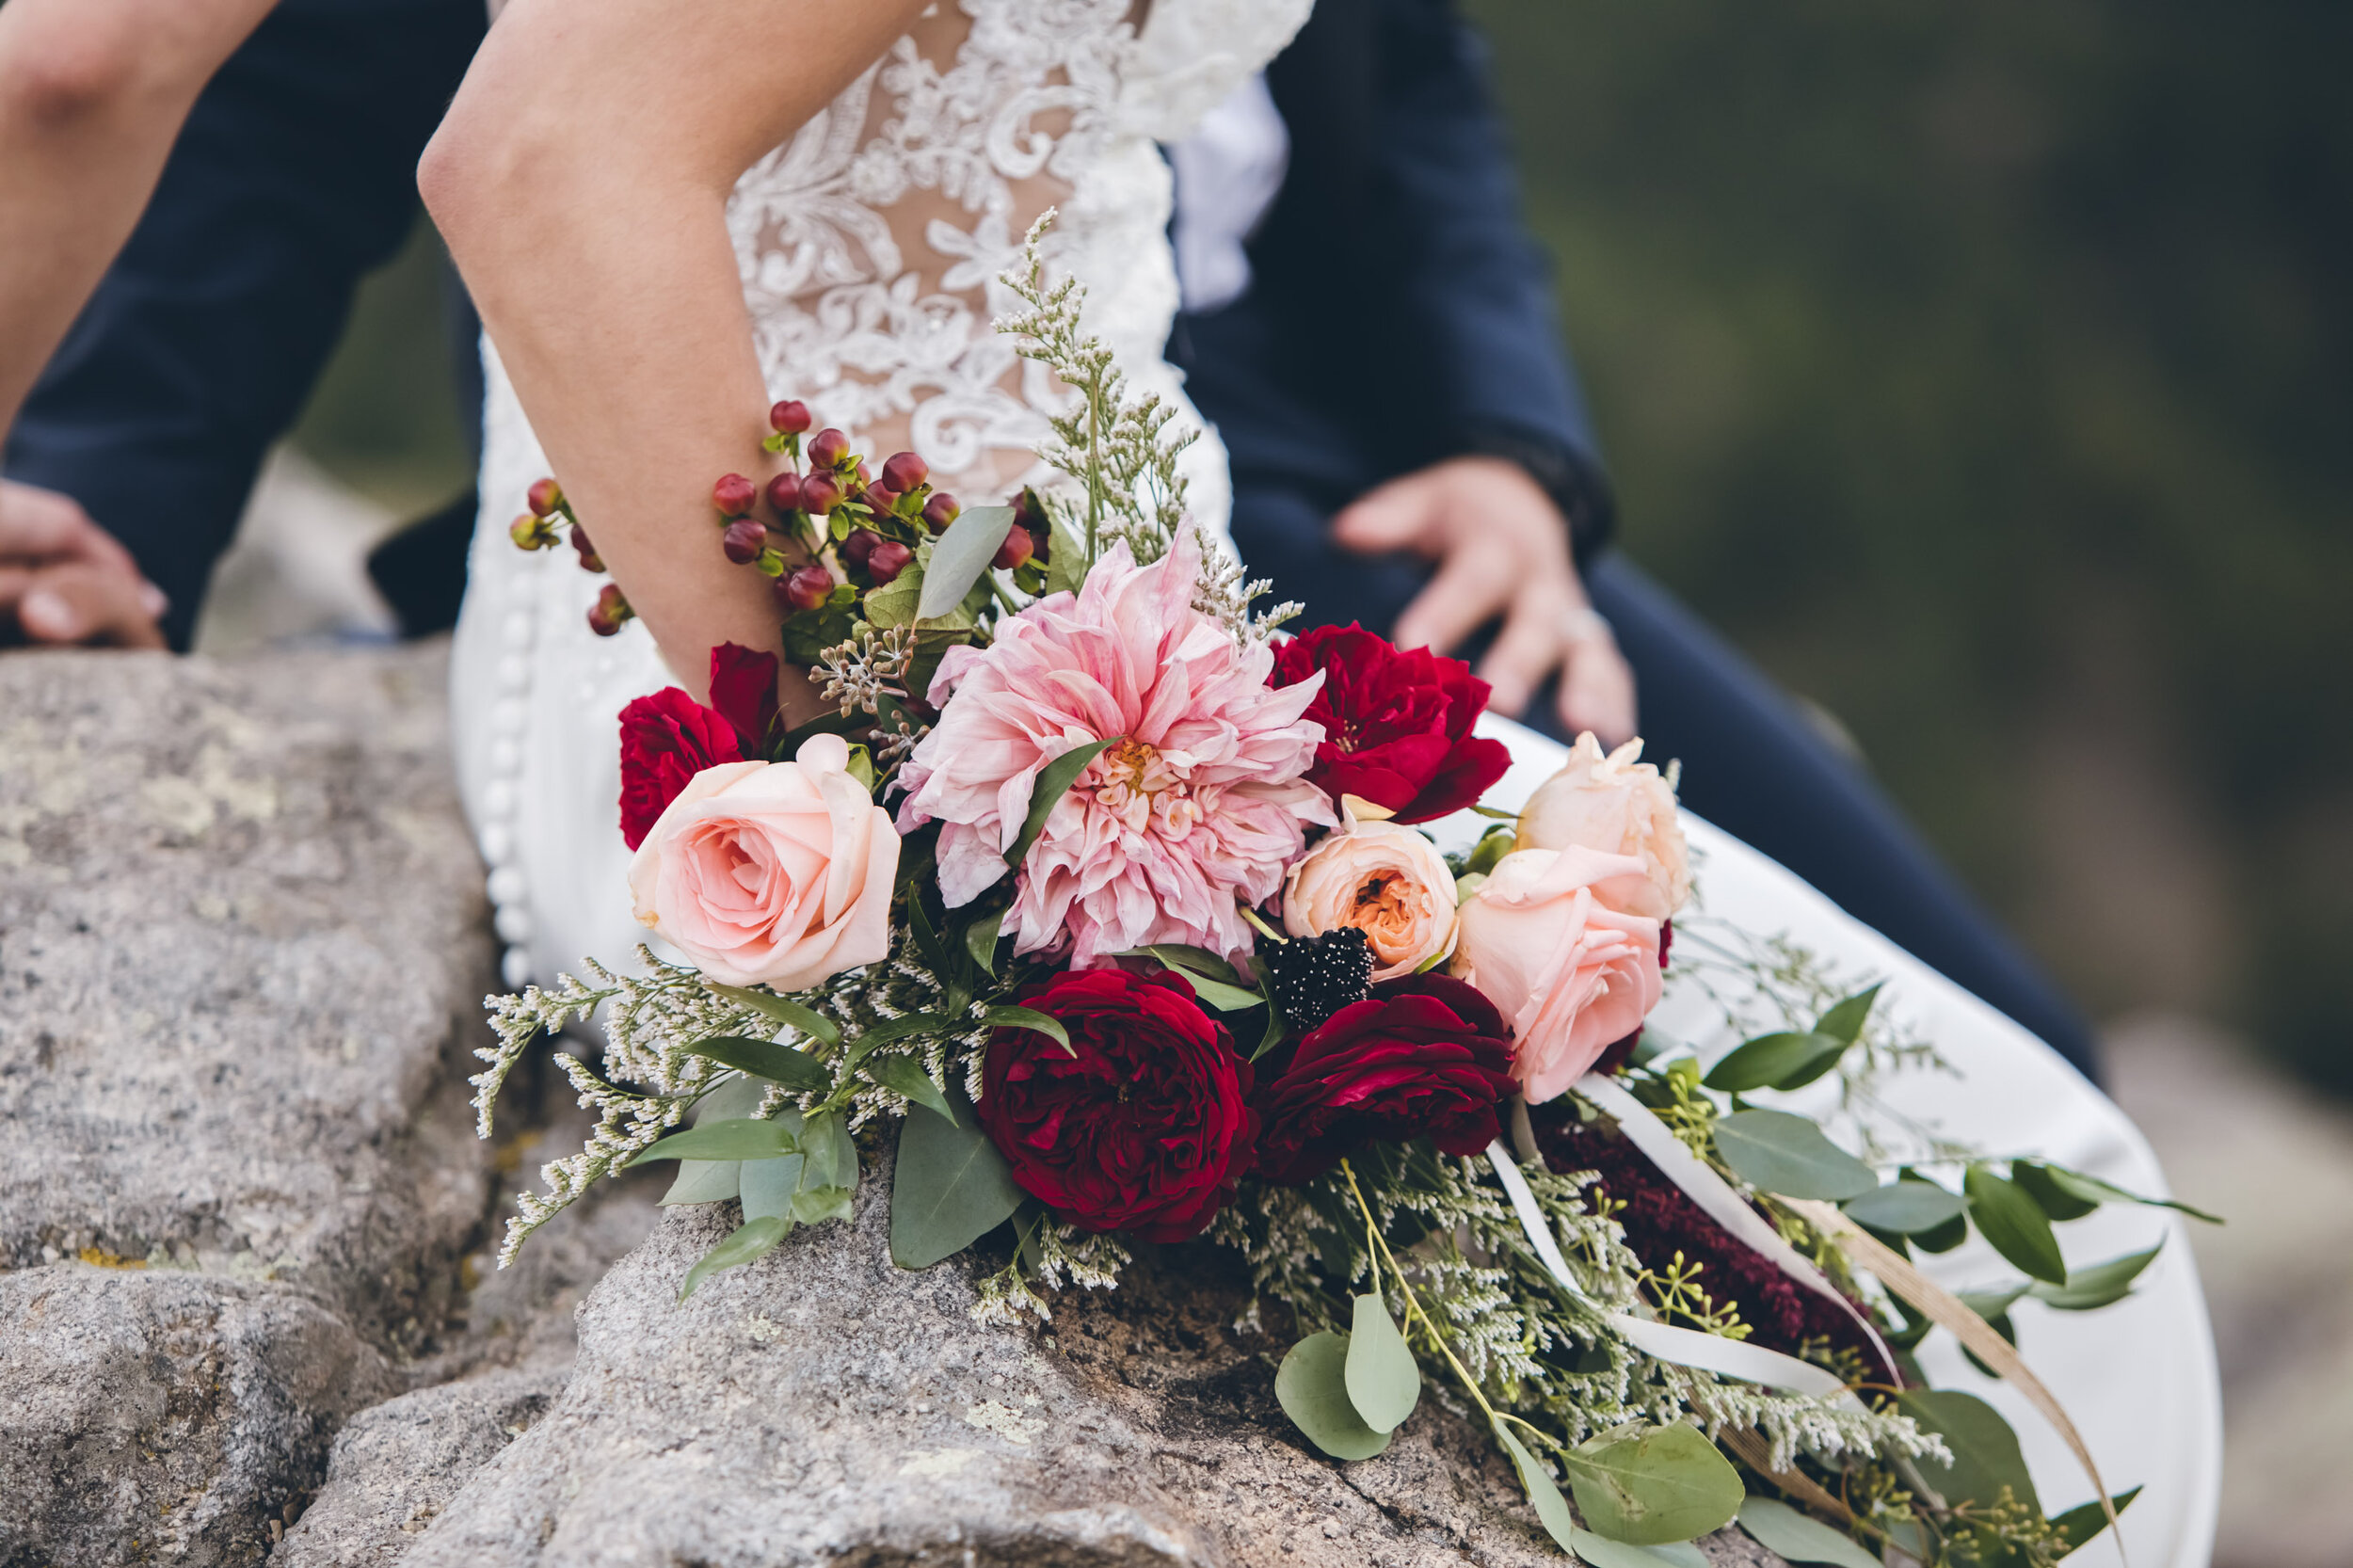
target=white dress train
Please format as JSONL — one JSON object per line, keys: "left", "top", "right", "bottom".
{"left": 443, "top": 3, "right": 2222, "bottom": 1560}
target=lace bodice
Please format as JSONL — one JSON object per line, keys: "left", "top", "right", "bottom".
{"left": 456, "top": 0, "right": 1313, "bottom": 990}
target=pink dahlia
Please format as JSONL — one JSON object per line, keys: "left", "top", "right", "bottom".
{"left": 898, "top": 532, "right": 1333, "bottom": 966}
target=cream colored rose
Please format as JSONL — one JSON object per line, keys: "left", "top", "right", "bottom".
{"left": 1451, "top": 845, "right": 1663, "bottom": 1102}
{"left": 1282, "top": 819, "right": 1458, "bottom": 982}
{"left": 627, "top": 734, "right": 900, "bottom": 990}
{"left": 1514, "top": 732, "right": 1690, "bottom": 920}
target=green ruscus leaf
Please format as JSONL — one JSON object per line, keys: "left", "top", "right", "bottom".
{"left": 1004, "top": 737, "right": 1116, "bottom": 870}
{"left": 1965, "top": 1162, "right": 2069, "bottom": 1285}
{"left": 629, "top": 1116, "right": 800, "bottom": 1167}
{"left": 2052, "top": 1486, "right": 2141, "bottom": 1558}
{"left": 1711, "top": 1111, "right": 1878, "bottom": 1201}
{"left": 1275, "top": 1332, "right": 1391, "bottom": 1461}
{"left": 678, "top": 1214, "right": 789, "bottom": 1300}
{"left": 1703, "top": 1032, "right": 1849, "bottom": 1094}
{"left": 1342, "top": 1294, "right": 1421, "bottom": 1433}
{"left": 682, "top": 1035, "right": 832, "bottom": 1096}
{"left": 1842, "top": 1179, "right": 1970, "bottom": 1235}
{"left": 863, "top": 1052, "right": 956, "bottom": 1124}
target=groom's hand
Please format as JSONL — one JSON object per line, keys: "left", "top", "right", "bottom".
{"left": 1332, "top": 456, "right": 1636, "bottom": 745}
{"left": 0, "top": 479, "right": 168, "bottom": 648}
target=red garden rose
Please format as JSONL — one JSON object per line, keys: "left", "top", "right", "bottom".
{"left": 616, "top": 688, "right": 742, "bottom": 851}
{"left": 1269, "top": 623, "right": 1511, "bottom": 823}
{"left": 979, "top": 968, "right": 1257, "bottom": 1242}
{"left": 707, "top": 641, "right": 780, "bottom": 756}
{"left": 1253, "top": 972, "right": 1518, "bottom": 1185}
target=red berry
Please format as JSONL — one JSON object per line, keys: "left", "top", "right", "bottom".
{"left": 526, "top": 477, "right": 563, "bottom": 518}
{"left": 990, "top": 525, "right": 1034, "bottom": 571}
{"left": 586, "top": 583, "right": 632, "bottom": 636}
{"left": 800, "top": 472, "right": 842, "bottom": 515}
{"left": 712, "top": 472, "right": 757, "bottom": 516}
{"left": 881, "top": 451, "right": 928, "bottom": 493}
{"left": 768, "top": 399, "right": 811, "bottom": 435}
{"left": 808, "top": 428, "right": 850, "bottom": 469}
{"left": 921, "top": 492, "right": 960, "bottom": 533}
{"left": 867, "top": 538, "right": 914, "bottom": 584}
{"left": 721, "top": 517, "right": 768, "bottom": 565}
{"left": 780, "top": 564, "right": 834, "bottom": 614}
{"left": 569, "top": 526, "right": 605, "bottom": 573}
{"left": 764, "top": 472, "right": 804, "bottom": 514}
{"left": 840, "top": 528, "right": 881, "bottom": 569}
{"left": 863, "top": 484, "right": 898, "bottom": 517}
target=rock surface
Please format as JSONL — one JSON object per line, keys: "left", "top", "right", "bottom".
{"left": 0, "top": 645, "right": 496, "bottom": 1567}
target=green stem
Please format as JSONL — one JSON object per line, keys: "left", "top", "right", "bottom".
{"left": 1338, "top": 1159, "right": 1507, "bottom": 1431}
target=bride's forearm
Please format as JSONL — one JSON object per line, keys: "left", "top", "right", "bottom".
{"left": 420, "top": 0, "right": 924, "bottom": 717}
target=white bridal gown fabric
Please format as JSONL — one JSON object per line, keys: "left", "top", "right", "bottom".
{"left": 1441, "top": 716, "right": 2225, "bottom": 1568}
{"left": 450, "top": 0, "right": 1313, "bottom": 991}
{"left": 443, "top": 6, "right": 2221, "bottom": 1559}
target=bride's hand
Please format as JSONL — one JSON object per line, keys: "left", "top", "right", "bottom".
{"left": 1332, "top": 456, "right": 1637, "bottom": 746}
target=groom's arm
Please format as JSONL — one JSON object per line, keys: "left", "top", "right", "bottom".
{"left": 1365, "top": 0, "right": 1614, "bottom": 565}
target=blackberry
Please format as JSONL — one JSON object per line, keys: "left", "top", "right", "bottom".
{"left": 1260, "top": 928, "right": 1374, "bottom": 1033}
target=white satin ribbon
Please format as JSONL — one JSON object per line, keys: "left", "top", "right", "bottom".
{"left": 1483, "top": 1139, "right": 1854, "bottom": 1402}
{"left": 1573, "top": 1074, "right": 1899, "bottom": 1377}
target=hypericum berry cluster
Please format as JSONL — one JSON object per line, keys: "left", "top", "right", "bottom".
{"left": 508, "top": 476, "right": 640, "bottom": 637}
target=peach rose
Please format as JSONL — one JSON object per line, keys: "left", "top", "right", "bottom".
{"left": 1450, "top": 846, "right": 1662, "bottom": 1102}
{"left": 1282, "top": 817, "right": 1459, "bottom": 981}
{"left": 627, "top": 734, "right": 900, "bottom": 991}
{"left": 1513, "top": 732, "right": 1690, "bottom": 920}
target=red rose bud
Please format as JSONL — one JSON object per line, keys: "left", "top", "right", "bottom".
{"left": 921, "top": 491, "right": 960, "bottom": 533}
{"left": 808, "top": 427, "right": 850, "bottom": 469}
{"left": 586, "top": 583, "right": 632, "bottom": 636}
{"left": 763, "top": 472, "right": 804, "bottom": 514}
{"left": 712, "top": 472, "right": 758, "bottom": 517}
{"left": 768, "top": 399, "right": 812, "bottom": 435}
{"left": 990, "top": 525, "right": 1034, "bottom": 571}
{"left": 509, "top": 513, "right": 554, "bottom": 551}
{"left": 569, "top": 526, "right": 605, "bottom": 573}
{"left": 880, "top": 451, "right": 928, "bottom": 494}
{"left": 526, "top": 477, "right": 563, "bottom": 518}
{"left": 780, "top": 564, "right": 834, "bottom": 613}
{"left": 721, "top": 517, "right": 768, "bottom": 565}
{"left": 799, "top": 472, "right": 842, "bottom": 515}
{"left": 866, "top": 538, "right": 914, "bottom": 584}
{"left": 840, "top": 527, "right": 881, "bottom": 569}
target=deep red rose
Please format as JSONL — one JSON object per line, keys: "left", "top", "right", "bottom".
{"left": 979, "top": 969, "right": 1257, "bottom": 1242}
{"left": 616, "top": 687, "right": 742, "bottom": 851}
{"left": 707, "top": 642, "right": 779, "bottom": 756}
{"left": 1254, "top": 973, "right": 1517, "bottom": 1185}
{"left": 1270, "top": 623, "right": 1511, "bottom": 823}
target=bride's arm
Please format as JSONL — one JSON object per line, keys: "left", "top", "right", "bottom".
{"left": 419, "top": 0, "right": 925, "bottom": 715}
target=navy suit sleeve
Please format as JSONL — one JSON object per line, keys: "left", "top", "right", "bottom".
{"left": 1369, "top": 0, "right": 1615, "bottom": 557}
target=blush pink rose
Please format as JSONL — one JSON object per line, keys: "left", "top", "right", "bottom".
{"left": 627, "top": 734, "right": 900, "bottom": 991}
{"left": 1450, "top": 845, "right": 1663, "bottom": 1102}
{"left": 1282, "top": 818, "right": 1459, "bottom": 982}
{"left": 1513, "top": 732, "right": 1691, "bottom": 920}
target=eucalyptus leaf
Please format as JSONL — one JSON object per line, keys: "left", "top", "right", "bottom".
{"left": 1703, "top": 1032, "right": 1848, "bottom": 1094}
{"left": 1004, "top": 737, "right": 1116, "bottom": 871}
{"left": 629, "top": 1117, "right": 800, "bottom": 1167}
{"left": 792, "top": 1184, "right": 854, "bottom": 1224}
{"left": 889, "top": 1089, "right": 1025, "bottom": 1269}
{"left": 1896, "top": 1389, "right": 2040, "bottom": 1513}
{"left": 2051, "top": 1486, "right": 2141, "bottom": 1558}
{"left": 2039, "top": 1162, "right": 2223, "bottom": 1224}
{"left": 739, "top": 1149, "right": 804, "bottom": 1224}
{"left": 1276, "top": 1332, "right": 1391, "bottom": 1462}
{"left": 1899, "top": 1169, "right": 1970, "bottom": 1253}
{"left": 982, "top": 1005, "right": 1072, "bottom": 1052}
{"left": 865, "top": 1053, "right": 955, "bottom": 1123}
{"left": 1965, "top": 1163, "right": 2069, "bottom": 1285}
{"left": 917, "top": 504, "right": 1018, "bottom": 620}
{"left": 2013, "top": 1160, "right": 2100, "bottom": 1222}
{"left": 1711, "top": 1111, "right": 1878, "bottom": 1201}
{"left": 1343, "top": 1294, "right": 1421, "bottom": 1433}
{"left": 1490, "top": 1420, "right": 1579, "bottom": 1554}
{"left": 683, "top": 1034, "right": 832, "bottom": 1095}
{"left": 2031, "top": 1242, "right": 2162, "bottom": 1310}
{"left": 705, "top": 984, "right": 841, "bottom": 1048}
{"left": 1561, "top": 1422, "right": 1745, "bottom": 1545}
{"left": 1843, "top": 1180, "right": 1969, "bottom": 1235}
{"left": 1736, "top": 1497, "right": 1881, "bottom": 1568}
{"left": 678, "top": 1215, "right": 789, "bottom": 1300}
{"left": 1814, "top": 983, "right": 1883, "bottom": 1045}
{"left": 1570, "top": 1530, "right": 1710, "bottom": 1568}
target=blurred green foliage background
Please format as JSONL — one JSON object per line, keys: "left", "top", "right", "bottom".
{"left": 294, "top": 0, "right": 2350, "bottom": 1086}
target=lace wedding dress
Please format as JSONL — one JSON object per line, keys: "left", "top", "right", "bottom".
{"left": 443, "top": 5, "right": 2220, "bottom": 1560}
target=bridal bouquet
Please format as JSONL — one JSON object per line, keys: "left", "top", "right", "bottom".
{"left": 477, "top": 221, "right": 2204, "bottom": 1568}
